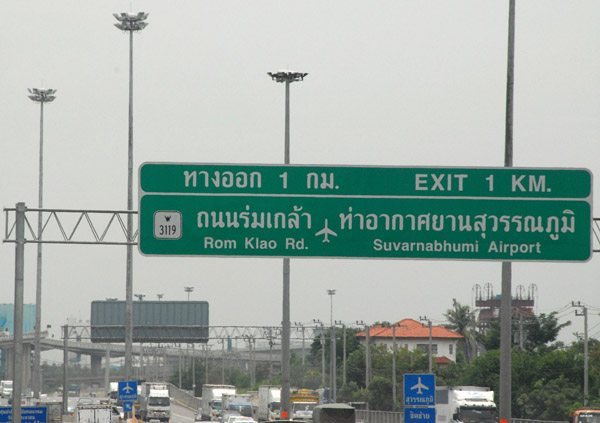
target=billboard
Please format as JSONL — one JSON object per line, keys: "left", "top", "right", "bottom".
{"left": 0, "top": 304, "right": 36, "bottom": 333}
{"left": 90, "top": 301, "right": 209, "bottom": 343}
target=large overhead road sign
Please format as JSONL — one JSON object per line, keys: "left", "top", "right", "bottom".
{"left": 139, "top": 163, "right": 592, "bottom": 262}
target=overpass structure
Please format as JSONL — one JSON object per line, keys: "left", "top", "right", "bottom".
{"left": 0, "top": 324, "right": 326, "bottom": 392}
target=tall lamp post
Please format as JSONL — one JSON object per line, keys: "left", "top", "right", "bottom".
{"left": 28, "top": 87, "right": 56, "bottom": 398}
{"left": 326, "top": 289, "right": 336, "bottom": 403}
{"left": 184, "top": 286, "right": 194, "bottom": 301}
{"left": 268, "top": 70, "right": 307, "bottom": 418}
{"left": 113, "top": 11, "right": 148, "bottom": 380}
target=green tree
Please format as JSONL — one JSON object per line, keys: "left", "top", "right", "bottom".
{"left": 367, "top": 376, "right": 394, "bottom": 411}
{"left": 523, "top": 312, "right": 571, "bottom": 352}
{"left": 444, "top": 299, "right": 478, "bottom": 362}
{"left": 482, "top": 312, "right": 570, "bottom": 352}
{"left": 516, "top": 376, "right": 580, "bottom": 421}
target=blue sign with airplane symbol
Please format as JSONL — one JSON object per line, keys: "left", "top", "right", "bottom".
{"left": 118, "top": 381, "right": 138, "bottom": 401}
{"left": 403, "top": 374, "right": 435, "bottom": 406}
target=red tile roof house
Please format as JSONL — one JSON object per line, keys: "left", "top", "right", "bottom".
{"left": 356, "top": 318, "right": 463, "bottom": 365}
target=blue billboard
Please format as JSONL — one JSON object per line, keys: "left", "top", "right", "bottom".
{"left": 0, "top": 304, "right": 36, "bottom": 333}
{"left": 0, "top": 406, "right": 48, "bottom": 423}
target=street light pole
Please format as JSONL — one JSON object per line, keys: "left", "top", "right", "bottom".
{"left": 184, "top": 286, "right": 194, "bottom": 301}
{"left": 268, "top": 70, "right": 307, "bottom": 418}
{"left": 27, "top": 88, "right": 56, "bottom": 398}
{"left": 113, "top": 11, "right": 148, "bottom": 380}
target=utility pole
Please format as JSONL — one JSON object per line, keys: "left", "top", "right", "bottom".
{"left": 361, "top": 321, "right": 370, "bottom": 389}
{"left": 573, "top": 301, "right": 589, "bottom": 406}
{"left": 419, "top": 316, "right": 433, "bottom": 373}
{"left": 327, "top": 290, "right": 336, "bottom": 403}
{"left": 335, "top": 321, "right": 347, "bottom": 387}
{"left": 500, "top": 2, "right": 516, "bottom": 421}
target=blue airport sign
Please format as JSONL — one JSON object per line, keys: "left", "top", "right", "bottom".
{"left": 0, "top": 407, "right": 48, "bottom": 423}
{"left": 404, "top": 374, "right": 435, "bottom": 406}
{"left": 118, "top": 381, "right": 138, "bottom": 401}
{"left": 404, "top": 407, "right": 436, "bottom": 423}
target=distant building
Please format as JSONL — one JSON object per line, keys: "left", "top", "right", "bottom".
{"left": 356, "top": 318, "right": 463, "bottom": 364}
{"left": 473, "top": 283, "right": 537, "bottom": 332}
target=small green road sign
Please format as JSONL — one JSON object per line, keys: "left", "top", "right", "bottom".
{"left": 139, "top": 163, "right": 593, "bottom": 262}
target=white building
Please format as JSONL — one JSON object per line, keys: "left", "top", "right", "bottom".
{"left": 356, "top": 318, "right": 463, "bottom": 365}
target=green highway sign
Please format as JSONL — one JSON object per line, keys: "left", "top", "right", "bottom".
{"left": 139, "top": 163, "right": 593, "bottom": 262}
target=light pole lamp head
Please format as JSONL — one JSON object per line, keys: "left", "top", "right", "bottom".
{"left": 28, "top": 88, "right": 57, "bottom": 103}
{"left": 327, "top": 289, "right": 336, "bottom": 296}
{"left": 268, "top": 70, "right": 308, "bottom": 83}
{"left": 113, "top": 12, "right": 149, "bottom": 31}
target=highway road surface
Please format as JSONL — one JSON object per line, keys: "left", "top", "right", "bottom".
{"left": 0, "top": 395, "right": 195, "bottom": 423}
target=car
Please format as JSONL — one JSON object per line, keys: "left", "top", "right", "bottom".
{"left": 221, "top": 410, "right": 242, "bottom": 423}
{"left": 195, "top": 409, "right": 211, "bottom": 423}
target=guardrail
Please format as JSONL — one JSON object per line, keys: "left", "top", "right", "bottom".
{"left": 357, "top": 410, "right": 404, "bottom": 423}
{"left": 168, "top": 383, "right": 201, "bottom": 411}
{"left": 355, "top": 412, "right": 568, "bottom": 423}
{"left": 512, "top": 419, "right": 567, "bottom": 423}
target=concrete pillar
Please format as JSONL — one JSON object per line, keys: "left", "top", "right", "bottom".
{"left": 91, "top": 355, "right": 103, "bottom": 375}
{"left": 6, "top": 348, "right": 13, "bottom": 385}
{"left": 23, "top": 343, "right": 32, "bottom": 394}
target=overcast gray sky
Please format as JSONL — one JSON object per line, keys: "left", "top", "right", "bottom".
{"left": 2, "top": 1, "right": 600, "bottom": 353}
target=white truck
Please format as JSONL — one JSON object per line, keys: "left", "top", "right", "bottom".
{"left": 139, "top": 382, "right": 171, "bottom": 422}
{"left": 257, "top": 386, "right": 281, "bottom": 422}
{"left": 435, "top": 386, "right": 498, "bottom": 423}
{"left": 0, "top": 380, "right": 12, "bottom": 399}
{"left": 107, "top": 382, "right": 119, "bottom": 404}
{"left": 200, "top": 384, "right": 236, "bottom": 421}
{"left": 75, "top": 404, "right": 121, "bottom": 423}
{"left": 223, "top": 393, "right": 253, "bottom": 418}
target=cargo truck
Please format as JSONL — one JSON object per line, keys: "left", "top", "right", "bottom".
{"left": 0, "top": 380, "right": 12, "bottom": 399}
{"left": 107, "top": 382, "right": 119, "bottom": 404}
{"left": 223, "top": 393, "right": 253, "bottom": 418}
{"left": 75, "top": 404, "right": 121, "bottom": 423}
{"left": 435, "top": 386, "right": 497, "bottom": 423}
{"left": 200, "top": 384, "right": 237, "bottom": 421}
{"left": 291, "top": 389, "right": 320, "bottom": 422}
{"left": 313, "top": 404, "right": 355, "bottom": 423}
{"left": 257, "top": 386, "right": 281, "bottom": 421}
{"left": 139, "top": 382, "right": 170, "bottom": 422}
